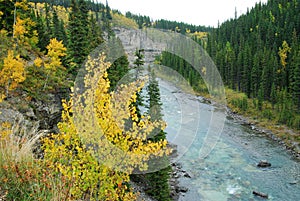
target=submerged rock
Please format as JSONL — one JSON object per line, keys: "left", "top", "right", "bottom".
{"left": 253, "top": 190, "right": 269, "bottom": 199}
{"left": 257, "top": 160, "right": 271, "bottom": 168}
{"left": 289, "top": 180, "right": 298, "bottom": 185}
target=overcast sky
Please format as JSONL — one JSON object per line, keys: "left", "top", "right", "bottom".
{"left": 97, "top": 0, "right": 268, "bottom": 27}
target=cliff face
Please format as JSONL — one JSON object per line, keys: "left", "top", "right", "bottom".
{"left": 113, "top": 27, "right": 165, "bottom": 67}
{"left": 0, "top": 92, "right": 63, "bottom": 136}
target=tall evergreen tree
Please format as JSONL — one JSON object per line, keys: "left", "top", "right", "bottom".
{"left": 132, "top": 48, "right": 145, "bottom": 118}
{"left": 67, "top": 0, "right": 89, "bottom": 72}
{"left": 51, "top": 7, "right": 67, "bottom": 45}
{"left": 35, "top": 11, "right": 50, "bottom": 51}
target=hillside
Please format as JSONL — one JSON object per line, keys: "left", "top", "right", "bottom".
{"left": 0, "top": 0, "right": 172, "bottom": 200}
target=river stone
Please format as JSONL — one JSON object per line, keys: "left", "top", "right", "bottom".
{"left": 289, "top": 180, "right": 298, "bottom": 185}
{"left": 183, "top": 172, "right": 192, "bottom": 178}
{"left": 257, "top": 160, "right": 271, "bottom": 167}
{"left": 176, "top": 186, "right": 188, "bottom": 193}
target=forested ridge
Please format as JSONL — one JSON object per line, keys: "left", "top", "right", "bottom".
{"left": 207, "top": 0, "right": 300, "bottom": 129}
{"left": 159, "top": 0, "right": 300, "bottom": 134}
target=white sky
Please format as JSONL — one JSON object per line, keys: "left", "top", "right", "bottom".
{"left": 97, "top": 0, "right": 268, "bottom": 27}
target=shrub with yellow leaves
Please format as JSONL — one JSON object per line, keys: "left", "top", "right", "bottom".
{"left": 42, "top": 54, "right": 171, "bottom": 200}
{"left": 44, "top": 38, "right": 66, "bottom": 70}
{"left": 0, "top": 50, "right": 25, "bottom": 101}
{"left": 11, "top": 0, "right": 38, "bottom": 49}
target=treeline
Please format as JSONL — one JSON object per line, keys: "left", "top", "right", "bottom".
{"left": 30, "top": 0, "right": 105, "bottom": 11}
{"left": 125, "top": 11, "right": 212, "bottom": 33}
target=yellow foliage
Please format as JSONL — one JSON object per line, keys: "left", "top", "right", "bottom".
{"left": 43, "top": 55, "right": 171, "bottom": 200}
{"left": 46, "top": 38, "right": 66, "bottom": 58}
{"left": 0, "top": 50, "right": 25, "bottom": 99}
{"left": 112, "top": 12, "right": 138, "bottom": 29}
{"left": 13, "top": 17, "right": 27, "bottom": 39}
{"left": 34, "top": 57, "right": 43, "bottom": 67}
{"left": 201, "top": 67, "right": 207, "bottom": 75}
{"left": 11, "top": 0, "right": 38, "bottom": 48}
{"left": 0, "top": 122, "right": 12, "bottom": 141}
{"left": 278, "top": 40, "right": 291, "bottom": 69}
{"left": 44, "top": 38, "right": 66, "bottom": 71}
{"left": 193, "top": 31, "right": 208, "bottom": 39}
{"left": 15, "top": 0, "right": 29, "bottom": 11}
{"left": 31, "top": 2, "right": 70, "bottom": 23}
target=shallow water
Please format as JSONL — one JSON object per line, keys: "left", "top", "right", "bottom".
{"left": 159, "top": 81, "right": 300, "bottom": 201}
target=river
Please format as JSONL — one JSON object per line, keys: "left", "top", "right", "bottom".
{"left": 159, "top": 80, "right": 300, "bottom": 201}
{"left": 113, "top": 27, "right": 300, "bottom": 201}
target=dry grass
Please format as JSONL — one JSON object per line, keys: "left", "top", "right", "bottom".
{"left": 0, "top": 116, "right": 72, "bottom": 200}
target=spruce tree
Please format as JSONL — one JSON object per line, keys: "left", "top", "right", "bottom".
{"left": 67, "top": 0, "right": 89, "bottom": 73}
{"left": 36, "top": 11, "right": 50, "bottom": 51}
{"left": 51, "top": 7, "right": 66, "bottom": 44}
{"left": 270, "top": 82, "right": 277, "bottom": 109}
{"left": 132, "top": 49, "right": 145, "bottom": 117}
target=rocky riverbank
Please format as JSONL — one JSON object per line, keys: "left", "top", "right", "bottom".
{"left": 131, "top": 143, "right": 191, "bottom": 201}
{"left": 224, "top": 106, "right": 300, "bottom": 160}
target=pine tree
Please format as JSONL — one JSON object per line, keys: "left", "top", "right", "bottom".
{"left": 87, "top": 13, "right": 103, "bottom": 50}
{"left": 134, "top": 48, "right": 145, "bottom": 70}
{"left": 270, "top": 82, "right": 277, "bottom": 109}
{"left": 108, "top": 54, "right": 129, "bottom": 90}
{"left": 51, "top": 7, "right": 66, "bottom": 44}
{"left": 44, "top": 3, "right": 52, "bottom": 41}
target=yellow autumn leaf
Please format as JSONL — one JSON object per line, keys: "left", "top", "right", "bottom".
{"left": 34, "top": 57, "right": 43, "bottom": 67}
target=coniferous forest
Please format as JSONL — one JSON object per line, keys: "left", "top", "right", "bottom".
{"left": 0, "top": 0, "right": 299, "bottom": 200}
{"left": 159, "top": 0, "right": 300, "bottom": 131}
{"left": 207, "top": 0, "right": 300, "bottom": 128}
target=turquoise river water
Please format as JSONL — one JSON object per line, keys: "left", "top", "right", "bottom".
{"left": 159, "top": 80, "right": 300, "bottom": 201}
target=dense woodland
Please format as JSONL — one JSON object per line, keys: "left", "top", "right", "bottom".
{"left": 207, "top": 0, "right": 300, "bottom": 128}
{"left": 159, "top": 0, "right": 300, "bottom": 131}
